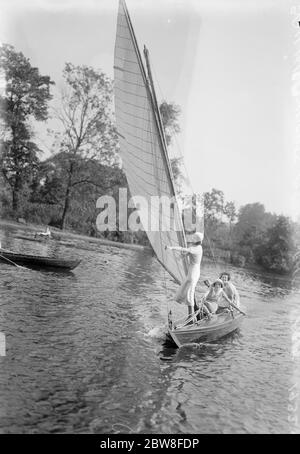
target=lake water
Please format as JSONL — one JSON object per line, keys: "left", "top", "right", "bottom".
{"left": 0, "top": 224, "right": 299, "bottom": 434}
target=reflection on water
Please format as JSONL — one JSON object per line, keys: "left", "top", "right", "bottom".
{"left": 0, "top": 224, "right": 298, "bottom": 434}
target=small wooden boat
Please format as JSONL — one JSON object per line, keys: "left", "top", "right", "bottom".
{"left": 0, "top": 248, "right": 81, "bottom": 270}
{"left": 168, "top": 311, "right": 244, "bottom": 348}
{"left": 13, "top": 235, "right": 49, "bottom": 243}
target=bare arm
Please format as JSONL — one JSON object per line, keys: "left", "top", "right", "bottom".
{"left": 221, "top": 290, "right": 232, "bottom": 304}
{"left": 234, "top": 288, "right": 240, "bottom": 304}
{"left": 202, "top": 304, "right": 212, "bottom": 316}
{"left": 229, "top": 300, "right": 246, "bottom": 315}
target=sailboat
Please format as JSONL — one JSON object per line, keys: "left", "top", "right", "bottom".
{"left": 114, "top": 0, "right": 245, "bottom": 348}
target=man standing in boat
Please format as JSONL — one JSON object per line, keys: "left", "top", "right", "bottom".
{"left": 165, "top": 231, "right": 203, "bottom": 319}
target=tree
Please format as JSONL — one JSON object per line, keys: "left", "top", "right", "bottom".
{"left": 235, "top": 203, "right": 275, "bottom": 244}
{"left": 52, "top": 63, "right": 118, "bottom": 229}
{"left": 257, "top": 215, "right": 295, "bottom": 273}
{"left": 204, "top": 188, "right": 225, "bottom": 224}
{"left": 224, "top": 201, "right": 237, "bottom": 224}
{"left": 0, "top": 44, "right": 54, "bottom": 213}
{"left": 29, "top": 151, "right": 127, "bottom": 233}
{"left": 223, "top": 200, "right": 237, "bottom": 252}
{"left": 232, "top": 203, "right": 276, "bottom": 264}
{"left": 159, "top": 101, "right": 181, "bottom": 147}
{"left": 159, "top": 101, "right": 185, "bottom": 194}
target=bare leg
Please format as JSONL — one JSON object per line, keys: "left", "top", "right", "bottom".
{"left": 186, "top": 305, "right": 195, "bottom": 325}
{"left": 202, "top": 303, "right": 212, "bottom": 319}
{"left": 194, "top": 296, "right": 200, "bottom": 320}
{"left": 188, "top": 306, "right": 194, "bottom": 317}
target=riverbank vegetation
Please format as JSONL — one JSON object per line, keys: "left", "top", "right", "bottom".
{"left": 0, "top": 44, "right": 299, "bottom": 275}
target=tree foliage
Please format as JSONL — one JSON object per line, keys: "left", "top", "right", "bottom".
{"left": 0, "top": 44, "right": 54, "bottom": 213}
{"left": 224, "top": 201, "right": 237, "bottom": 224}
{"left": 51, "top": 63, "right": 119, "bottom": 228}
{"left": 204, "top": 188, "right": 225, "bottom": 223}
{"left": 229, "top": 203, "right": 296, "bottom": 273}
{"left": 159, "top": 101, "right": 181, "bottom": 147}
{"left": 29, "top": 152, "right": 126, "bottom": 232}
{"left": 159, "top": 100, "right": 186, "bottom": 195}
{"left": 54, "top": 62, "right": 117, "bottom": 163}
{"left": 255, "top": 215, "right": 295, "bottom": 273}
{"left": 235, "top": 203, "right": 275, "bottom": 242}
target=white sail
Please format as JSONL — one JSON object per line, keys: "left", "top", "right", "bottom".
{"left": 114, "top": 0, "right": 188, "bottom": 284}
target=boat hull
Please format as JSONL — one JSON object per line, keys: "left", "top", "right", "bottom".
{"left": 13, "top": 235, "right": 49, "bottom": 243}
{"left": 168, "top": 312, "right": 244, "bottom": 347}
{"left": 0, "top": 249, "right": 81, "bottom": 270}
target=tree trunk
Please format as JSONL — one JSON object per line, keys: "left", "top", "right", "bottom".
{"left": 60, "top": 188, "right": 71, "bottom": 230}
{"left": 59, "top": 163, "right": 73, "bottom": 230}
{"left": 12, "top": 187, "right": 19, "bottom": 214}
{"left": 12, "top": 173, "right": 21, "bottom": 216}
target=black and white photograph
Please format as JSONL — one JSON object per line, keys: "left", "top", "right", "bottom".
{"left": 0, "top": 0, "right": 299, "bottom": 436}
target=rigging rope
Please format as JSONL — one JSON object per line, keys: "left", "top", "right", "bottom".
{"left": 151, "top": 61, "right": 224, "bottom": 282}
{"left": 148, "top": 49, "right": 229, "bottom": 324}
{"left": 151, "top": 64, "right": 195, "bottom": 195}
{"left": 146, "top": 88, "right": 170, "bottom": 318}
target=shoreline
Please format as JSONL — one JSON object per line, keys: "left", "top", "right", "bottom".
{"left": 0, "top": 218, "right": 294, "bottom": 283}
{"left": 0, "top": 218, "right": 152, "bottom": 253}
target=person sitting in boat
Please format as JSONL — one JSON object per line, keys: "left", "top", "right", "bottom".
{"left": 165, "top": 231, "right": 203, "bottom": 320}
{"left": 35, "top": 226, "right": 51, "bottom": 239}
{"left": 219, "top": 272, "right": 240, "bottom": 308}
{"left": 202, "top": 279, "right": 233, "bottom": 315}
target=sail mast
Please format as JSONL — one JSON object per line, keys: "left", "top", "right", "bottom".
{"left": 123, "top": 0, "right": 188, "bottom": 254}
{"left": 143, "top": 45, "right": 188, "bottom": 254}
{"left": 121, "top": 2, "right": 178, "bottom": 201}
{"left": 143, "top": 46, "right": 169, "bottom": 163}
{"left": 143, "top": 47, "right": 176, "bottom": 193}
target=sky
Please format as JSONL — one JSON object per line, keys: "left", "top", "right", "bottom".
{"left": 0, "top": 0, "right": 298, "bottom": 219}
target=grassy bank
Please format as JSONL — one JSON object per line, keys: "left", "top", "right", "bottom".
{"left": 0, "top": 218, "right": 152, "bottom": 253}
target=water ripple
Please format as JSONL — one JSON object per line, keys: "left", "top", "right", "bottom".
{"left": 0, "top": 225, "right": 296, "bottom": 434}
